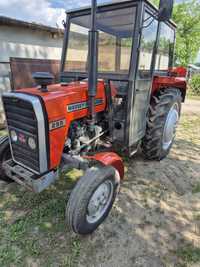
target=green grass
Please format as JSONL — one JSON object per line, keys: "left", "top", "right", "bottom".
{"left": 177, "top": 244, "right": 200, "bottom": 264}
{"left": 0, "top": 130, "right": 7, "bottom": 136}
{"left": 0, "top": 169, "right": 82, "bottom": 267}
{"left": 0, "top": 246, "right": 18, "bottom": 266}
{"left": 187, "top": 94, "right": 200, "bottom": 101}
{"left": 192, "top": 183, "right": 200, "bottom": 194}
{"left": 177, "top": 114, "right": 200, "bottom": 147}
{"left": 0, "top": 133, "right": 83, "bottom": 266}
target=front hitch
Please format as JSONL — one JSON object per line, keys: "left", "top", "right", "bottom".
{"left": 3, "top": 160, "right": 58, "bottom": 193}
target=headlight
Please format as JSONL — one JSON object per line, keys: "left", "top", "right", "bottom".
{"left": 10, "top": 130, "right": 17, "bottom": 142}
{"left": 28, "top": 137, "right": 36, "bottom": 150}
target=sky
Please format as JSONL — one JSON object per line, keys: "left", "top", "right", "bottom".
{"left": 0, "top": 0, "right": 108, "bottom": 28}
{"left": 0, "top": 0, "right": 187, "bottom": 28}
{"left": 0, "top": 0, "right": 196, "bottom": 28}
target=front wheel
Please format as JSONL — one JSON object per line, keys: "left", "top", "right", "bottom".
{"left": 66, "top": 165, "right": 120, "bottom": 235}
{"left": 142, "top": 88, "right": 182, "bottom": 160}
{"left": 0, "top": 136, "right": 13, "bottom": 182}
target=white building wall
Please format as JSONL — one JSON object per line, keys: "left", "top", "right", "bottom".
{"left": 0, "top": 24, "right": 63, "bottom": 94}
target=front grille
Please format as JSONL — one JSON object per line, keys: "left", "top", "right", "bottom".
{"left": 3, "top": 96, "right": 40, "bottom": 173}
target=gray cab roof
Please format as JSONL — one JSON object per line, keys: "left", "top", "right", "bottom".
{"left": 66, "top": 0, "right": 176, "bottom": 28}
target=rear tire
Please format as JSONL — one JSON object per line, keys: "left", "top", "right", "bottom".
{"left": 0, "top": 136, "right": 13, "bottom": 182}
{"left": 66, "top": 165, "right": 120, "bottom": 235}
{"left": 142, "top": 88, "right": 182, "bottom": 160}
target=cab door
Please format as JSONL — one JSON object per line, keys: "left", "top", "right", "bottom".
{"left": 128, "top": 10, "right": 158, "bottom": 148}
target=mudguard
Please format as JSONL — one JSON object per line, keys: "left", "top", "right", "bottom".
{"left": 86, "top": 152, "right": 124, "bottom": 179}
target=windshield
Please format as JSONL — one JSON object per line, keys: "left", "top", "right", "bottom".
{"left": 64, "top": 5, "right": 136, "bottom": 74}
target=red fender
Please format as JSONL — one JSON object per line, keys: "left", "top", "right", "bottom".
{"left": 152, "top": 67, "right": 188, "bottom": 101}
{"left": 86, "top": 152, "right": 124, "bottom": 179}
{"left": 168, "top": 67, "right": 187, "bottom": 77}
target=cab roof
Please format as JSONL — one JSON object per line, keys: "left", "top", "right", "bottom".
{"left": 66, "top": 0, "right": 176, "bottom": 28}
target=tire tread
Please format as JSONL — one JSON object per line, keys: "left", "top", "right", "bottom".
{"left": 142, "top": 88, "right": 182, "bottom": 160}
{"left": 66, "top": 166, "right": 120, "bottom": 235}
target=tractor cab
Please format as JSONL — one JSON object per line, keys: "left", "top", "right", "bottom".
{"left": 60, "top": 0, "right": 178, "bottom": 153}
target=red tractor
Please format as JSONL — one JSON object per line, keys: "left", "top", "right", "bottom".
{"left": 0, "top": 0, "right": 187, "bottom": 235}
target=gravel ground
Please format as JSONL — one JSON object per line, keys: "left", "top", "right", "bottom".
{"left": 0, "top": 98, "right": 200, "bottom": 267}
{"left": 182, "top": 99, "right": 200, "bottom": 115}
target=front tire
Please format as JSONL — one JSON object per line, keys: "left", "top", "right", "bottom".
{"left": 66, "top": 165, "right": 120, "bottom": 235}
{"left": 142, "top": 88, "right": 182, "bottom": 160}
{"left": 0, "top": 136, "right": 13, "bottom": 182}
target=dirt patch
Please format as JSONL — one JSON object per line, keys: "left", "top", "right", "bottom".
{"left": 0, "top": 99, "right": 200, "bottom": 267}
{"left": 182, "top": 99, "right": 200, "bottom": 115}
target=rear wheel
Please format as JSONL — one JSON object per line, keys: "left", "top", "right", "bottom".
{"left": 142, "top": 88, "right": 182, "bottom": 160}
{"left": 66, "top": 165, "right": 120, "bottom": 235}
{"left": 0, "top": 136, "right": 13, "bottom": 182}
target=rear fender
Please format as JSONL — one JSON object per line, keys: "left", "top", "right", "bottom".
{"left": 152, "top": 75, "right": 187, "bottom": 102}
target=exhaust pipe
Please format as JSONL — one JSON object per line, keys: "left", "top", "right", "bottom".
{"left": 88, "top": 0, "right": 98, "bottom": 125}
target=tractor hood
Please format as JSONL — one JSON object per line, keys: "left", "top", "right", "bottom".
{"left": 17, "top": 81, "right": 107, "bottom": 122}
{"left": 2, "top": 81, "right": 107, "bottom": 171}
{"left": 18, "top": 81, "right": 97, "bottom": 102}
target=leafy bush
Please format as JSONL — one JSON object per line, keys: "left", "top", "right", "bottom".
{"left": 189, "top": 74, "right": 200, "bottom": 96}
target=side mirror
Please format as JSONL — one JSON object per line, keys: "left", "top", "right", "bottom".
{"left": 158, "top": 0, "right": 174, "bottom": 21}
{"left": 32, "top": 72, "right": 54, "bottom": 92}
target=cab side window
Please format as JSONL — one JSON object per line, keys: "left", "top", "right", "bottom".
{"left": 156, "top": 23, "right": 175, "bottom": 71}
{"left": 138, "top": 12, "right": 158, "bottom": 78}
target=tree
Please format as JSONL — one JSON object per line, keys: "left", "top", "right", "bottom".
{"left": 151, "top": 0, "right": 159, "bottom": 7}
{"left": 150, "top": 0, "right": 200, "bottom": 66}
{"left": 172, "top": 0, "right": 200, "bottom": 66}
